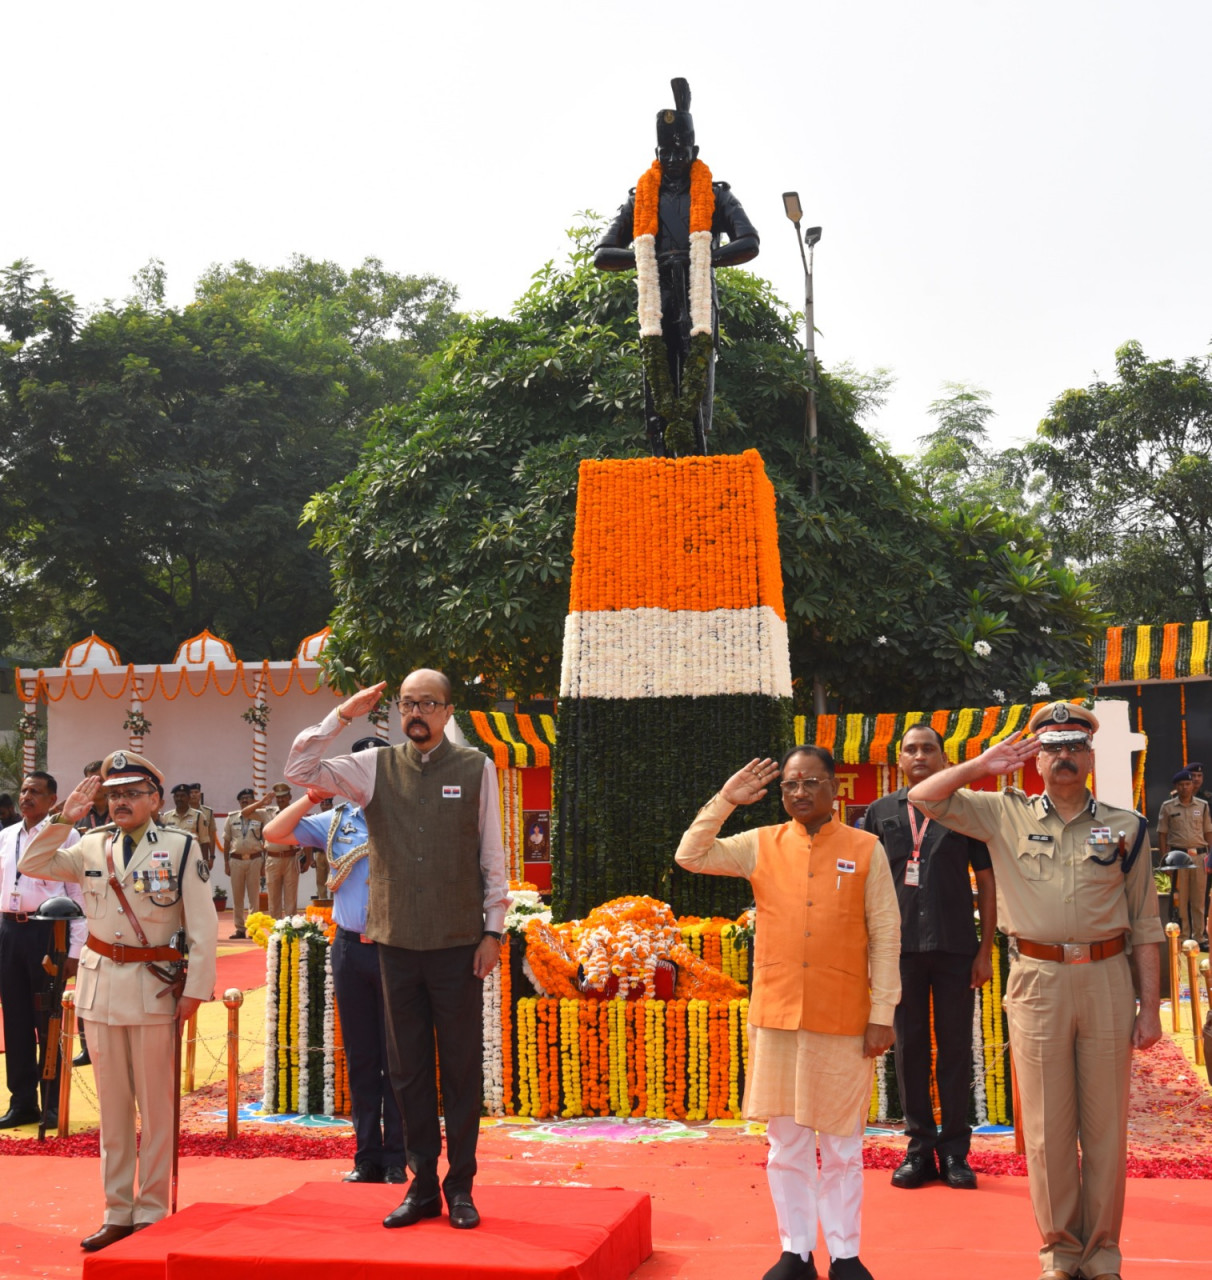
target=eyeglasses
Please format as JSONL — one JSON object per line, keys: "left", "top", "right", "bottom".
{"left": 396, "top": 698, "right": 446, "bottom": 715}
{"left": 780, "top": 778, "right": 830, "bottom": 795}
{"left": 1038, "top": 743, "right": 1090, "bottom": 756}
{"left": 107, "top": 787, "right": 156, "bottom": 801}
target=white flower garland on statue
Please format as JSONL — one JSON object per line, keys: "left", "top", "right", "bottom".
{"left": 481, "top": 962, "right": 504, "bottom": 1117}
{"left": 971, "top": 988, "right": 988, "bottom": 1126}
{"left": 323, "top": 943, "right": 336, "bottom": 1117}
{"left": 297, "top": 933, "right": 311, "bottom": 1116}
{"left": 687, "top": 230, "right": 713, "bottom": 337}
{"left": 263, "top": 932, "right": 280, "bottom": 1112}
{"left": 634, "top": 235, "right": 662, "bottom": 337}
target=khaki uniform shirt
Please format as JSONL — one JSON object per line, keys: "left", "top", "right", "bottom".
{"left": 1157, "top": 795, "right": 1212, "bottom": 852}
{"left": 19, "top": 821, "right": 217, "bottom": 1024}
{"left": 160, "top": 806, "right": 213, "bottom": 847}
{"left": 913, "top": 787, "right": 1163, "bottom": 950}
{"left": 223, "top": 811, "right": 266, "bottom": 858}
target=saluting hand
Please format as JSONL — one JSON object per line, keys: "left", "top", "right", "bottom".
{"left": 720, "top": 758, "right": 781, "bottom": 807}
{"left": 338, "top": 681, "right": 389, "bottom": 723}
{"left": 975, "top": 730, "right": 1041, "bottom": 778}
{"left": 58, "top": 774, "right": 101, "bottom": 824}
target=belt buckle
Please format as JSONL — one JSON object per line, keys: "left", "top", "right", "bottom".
{"left": 111, "top": 943, "right": 127, "bottom": 963}
{"left": 1063, "top": 943, "right": 1091, "bottom": 965}
{"left": 15, "top": 912, "right": 28, "bottom": 924}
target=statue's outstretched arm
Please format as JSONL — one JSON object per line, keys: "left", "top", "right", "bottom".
{"left": 594, "top": 198, "right": 638, "bottom": 272}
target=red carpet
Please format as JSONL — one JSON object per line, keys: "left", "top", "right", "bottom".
{"left": 83, "top": 1184, "right": 652, "bottom": 1280}
{"left": 6, "top": 1134, "right": 1210, "bottom": 1279}
{"left": 211, "top": 941, "right": 269, "bottom": 992}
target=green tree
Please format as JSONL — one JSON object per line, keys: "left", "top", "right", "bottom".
{"left": 1027, "top": 340, "right": 1212, "bottom": 624}
{"left": 308, "top": 223, "right": 1103, "bottom": 711}
{"left": 0, "top": 256, "right": 461, "bottom": 663}
{"left": 912, "top": 382, "right": 1034, "bottom": 515}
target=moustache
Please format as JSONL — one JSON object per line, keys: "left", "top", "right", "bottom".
{"left": 1054, "top": 760, "right": 1080, "bottom": 773}
{"left": 406, "top": 718, "right": 428, "bottom": 732}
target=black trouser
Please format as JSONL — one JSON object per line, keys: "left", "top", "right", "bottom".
{"left": 0, "top": 917, "right": 59, "bottom": 1113}
{"left": 378, "top": 942, "right": 482, "bottom": 1199}
{"left": 331, "top": 929, "right": 405, "bottom": 1169}
{"left": 893, "top": 949, "right": 975, "bottom": 1161}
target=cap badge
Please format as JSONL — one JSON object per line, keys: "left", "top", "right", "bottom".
{"left": 1053, "top": 704, "right": 1070, "bottom": 723}
{"left": 112, "top": 751, "right": 128, "bottom": 770}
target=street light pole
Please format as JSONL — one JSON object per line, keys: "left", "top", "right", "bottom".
{"left": 781, "top": 194, "right": 828, "bottom": 716}
{"left": 782, "top": 193, "right": 822, "bottom": 498}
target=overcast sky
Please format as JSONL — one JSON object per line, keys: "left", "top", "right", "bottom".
{"left": 8, "top": 0, "right": 1210, "bottom": 458}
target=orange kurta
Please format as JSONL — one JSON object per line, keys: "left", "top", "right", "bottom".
{"left": 676, "top": 793, "right": 901, "bottom": 1133}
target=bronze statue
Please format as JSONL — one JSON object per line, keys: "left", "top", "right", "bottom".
{"left": 595, "top": 78, "right": 759, "bottom": 457}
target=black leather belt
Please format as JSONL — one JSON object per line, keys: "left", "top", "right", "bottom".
{"left": 0, "top": 911, "right": 40, "bottom": 923}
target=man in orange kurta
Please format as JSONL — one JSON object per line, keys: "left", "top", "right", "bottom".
{"left": 676, "top": 746, "right": 900, "bottom": 1280}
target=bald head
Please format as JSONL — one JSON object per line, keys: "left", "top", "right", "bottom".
{"left": 399, "top": 668, "right": 452, "bottom": 703}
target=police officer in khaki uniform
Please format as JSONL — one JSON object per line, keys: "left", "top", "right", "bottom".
{"left": 263, "top": 782, "right": 301, "bottom": 918}
{"left": 1157, "top": 768, "right": 1211, "bottom": 945}
{"left": 908, "top": 703, "right": 1163, "bottom": 1280}
{"left": 222, "top": 788, "right": 266, "bottom": 939}
{"left": 20, "top": 750, "right": 217, "bottom": 1252}
{"left": 187, "top": 783, "right": 216, "bottom": 866}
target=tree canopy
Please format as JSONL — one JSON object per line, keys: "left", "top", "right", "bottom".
{"left": 309, "top": 223, "right": 1102, "bottom": 712}
{"left": 1026, "top": 340, "right": 1212, "bottom": 624}
{"left": 0, "top": 256, "right": 461, "bottom": 663}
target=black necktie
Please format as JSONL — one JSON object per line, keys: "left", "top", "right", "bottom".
{"left": 123, "top": 833, "right": 135, "bottom": 868}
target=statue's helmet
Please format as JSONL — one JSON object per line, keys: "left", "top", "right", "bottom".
{"left": 32, "top": 894, "right": 86, "bottom": 921}
{"left": 656, "top": 77, "right": 696, "bottom": 161}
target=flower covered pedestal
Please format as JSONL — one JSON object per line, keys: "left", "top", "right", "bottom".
{"left": 554, "top": 451, "right": 794, "bottom": 920}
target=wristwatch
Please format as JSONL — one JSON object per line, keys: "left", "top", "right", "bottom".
{"left": 483, "top": 930, "right": 502, "bottom": 941}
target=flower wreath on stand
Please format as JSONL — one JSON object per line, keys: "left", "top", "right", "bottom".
{"left": 122, "top": 709, "right": 152, "bottom": 737}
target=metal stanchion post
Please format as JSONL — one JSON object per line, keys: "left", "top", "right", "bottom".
{"left": 1201, "top": 959, "right": 1211, "bottom": 1085}
{"left": 57, "top": 991, "right": 76, "bottom": 1138}
{"left": 224, "top": 988, "right": 244, "bottom": 1140}
{"left": 1166, "top": 923, "right": 1182, "bottom": 1031}
{"left": 184, "top": 1010, "right": 198, "bottom": 1093}
{"left": 1183, "top": 942, "right": 1204, "bottom": 1065}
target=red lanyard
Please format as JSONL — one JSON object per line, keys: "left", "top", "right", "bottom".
{"left": 907, "top": 805, "right": 931, "bottom": 862}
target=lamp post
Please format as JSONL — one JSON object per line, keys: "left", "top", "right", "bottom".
{"left": 782, "top": 193, "right": 822, "bottom": 499}
{"left": 782, "top": 194, "right": 827, "bottom": 715}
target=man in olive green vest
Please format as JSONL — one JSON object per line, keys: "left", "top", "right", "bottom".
{"left": 285, "top": 669, "right": 508, "bottom": 1232}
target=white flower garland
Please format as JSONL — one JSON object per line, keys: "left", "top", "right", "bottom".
{"left": 481, "top": 962, "right": 504, "bottom": 1117}
{"left": 634, "top": 234, "right": 662, "bottom": 337}
{"left": 263, "top": 932, "right": 280, "bottom": 1112}
{"left": 971, "top": 986, "right": 988, "bottom": 1126}
{"left": 688, "top": 230, "right": 713, "bottom": 337}
{"left": 297, "top": 934, "right": 311, "bottom": 1116}
{"left": 323, "top": 943, "right": 336, "bottom": 1117}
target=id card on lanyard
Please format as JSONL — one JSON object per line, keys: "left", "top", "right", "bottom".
{"left": 906, "top": 805, "right": 930, "bottom": 887}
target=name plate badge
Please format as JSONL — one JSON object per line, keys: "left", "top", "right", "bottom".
{"left": 442, "top": 786, "right": 462, "bottom": 799}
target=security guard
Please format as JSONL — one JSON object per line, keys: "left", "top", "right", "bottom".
{"left": 20, "top": 750, "right": 217, "bottom": 1252}
{"left": 908, "top": 702, "right": 1162, "bottom": 1280}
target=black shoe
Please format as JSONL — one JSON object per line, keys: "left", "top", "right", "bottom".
{"left": 0, "top": 1106, "right": 41, "bottom": 1129}
{"left": 940, "top": 1153, "right": 977, "bottom": 1189}
{"left": 383, "top": 1165, "right": 407, "bottom": 1184}
{"left": 447, "top": 1192, "right": 480, "bottom": 1229}
{"left": 80, "top": 1223, "right": 134, "bottom": 1251}
{"left": 890, "top": 1152, "right": 938, "bottom": 1188}
{"left": 762, "top": 1251, "right": 817, "bottom": 1279}
{"left": 73, "top": 1048, "right": 91, "bottom": 1067}
{"left": 343, "top": 1162, "right": 383, "bottom": 1183}
{"left": 383, "top": 1186, "right": 442, "bottom": 1228}
{"left": 828, "top": 1258, "right": 874, "bottom": 1280}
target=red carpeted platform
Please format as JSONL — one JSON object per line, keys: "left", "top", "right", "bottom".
{"left": 83, "top": 1183, "right": 652, "bottom": 1280}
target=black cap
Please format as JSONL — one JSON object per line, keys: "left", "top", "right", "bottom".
{"left": 656, "top": 77, "right": 695, "bottom": 154}
{"left": 1173, "top": 769, "right": 1195, "bottom": 784}
{"left": 1186, "top": 762, "right": 1203, "bottom": 772}
{"left": 171, "top": 783, "right": 190, "bottom": 795}
{"left": 352, "top": 736, "right": 388, "bottom": 753}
